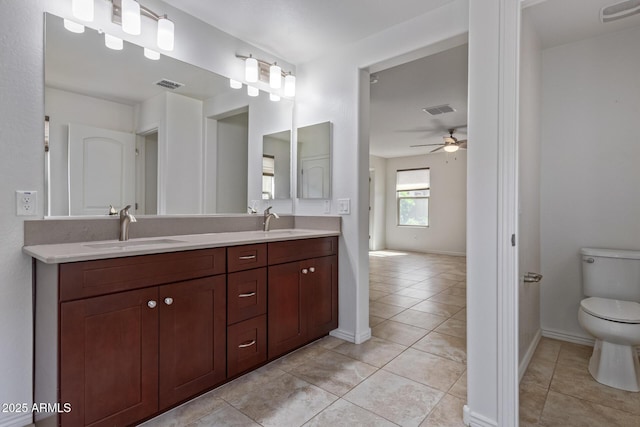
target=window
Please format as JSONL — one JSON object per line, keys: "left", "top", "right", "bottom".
{"left": 262, "top": 155, "right": 275, "bottom": 199}
{"left": 396, "top": 168, "right": 430, "bottom": 227}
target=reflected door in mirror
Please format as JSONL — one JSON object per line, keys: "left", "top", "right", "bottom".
{"left": 68, "top": 124, "right": 135, "bottom": 215}
{"left": 300, "top": 156, "right": 330, "bottom": 198}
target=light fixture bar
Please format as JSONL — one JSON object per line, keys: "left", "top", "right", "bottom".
{"left": 235, "top": 54, "right": 293, "bottom": 78}
{"left": 110, "top": 0, "right": 174, "bottom": 50}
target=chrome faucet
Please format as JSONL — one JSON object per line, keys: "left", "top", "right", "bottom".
{"left": 119, "top": 205, "right": 137, "bottom": 241}
{"left": 263, "top": 206, "right": 279, "bottom": 232}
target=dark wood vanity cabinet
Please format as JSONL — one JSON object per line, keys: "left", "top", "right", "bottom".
{"left": 42, "top": 236, "right": 338, "bottom": 426}
{"left": 267, "top": 237, "right": 338, "bottom": 359}
{"left": 58, "top": 249, "right": 227, "bottom": 426}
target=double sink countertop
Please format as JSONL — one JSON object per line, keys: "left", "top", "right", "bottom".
{"left": 23, "top": 228, "right": 340, "bottom": 264}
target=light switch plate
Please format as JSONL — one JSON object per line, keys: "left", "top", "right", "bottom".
{"left": 337, "top": 198, "right": 350, "bottom": 215}
{"left": 323, "top": 200, "right": 331, "bottom": 214}
{"left": 16, "top": 190, "right": 37, "bottom": 216}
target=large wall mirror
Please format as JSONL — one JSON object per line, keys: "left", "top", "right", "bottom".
{"left": 44, "top": 13, "right": 293, "bottom": 217}
{"left": 297, "top": 121, "right": 332, "bottom": 199}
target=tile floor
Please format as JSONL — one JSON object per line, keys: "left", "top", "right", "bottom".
{"left": 137, "top": 250, "right": 640, "bottom": 427}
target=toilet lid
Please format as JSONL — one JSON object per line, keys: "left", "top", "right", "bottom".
{"left": 581, "top": 297, "right": 640, "bottom": 323}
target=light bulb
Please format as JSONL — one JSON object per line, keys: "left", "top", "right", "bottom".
{"left": 444, "top": 144, "right": 459, "bottom": 153}
{"left": 105, "top": 34, "right": 123, "bottom": 50}
{"left": 63, "top": 19, "right": 85, "bottom": 33}
{"left": 122, "top": 0, "right": 141, "bottom": 35}
{"left": 284, "top": 74, "right": 296, "bottom": 97}
{"left": 247, "top": 86, "right": 259, "bottom": 97}
{"left": 144, "top": 48, "right": 160, "bottom": 60}
{"left": 157, "top": 17, "right": 174, "bottom": 51}
{"left": 72, "top": 0, "right": 94, "bottom": 22}
{"left": 269, "top": 63, "right": 282, "bottom": 89}
{"left": 270, "top": 93, "right": 281, "bottom": 102}
{"left": 229, "top": 79, "right": 242, "bottom": 89}
{"left": 245, "top": 57, "right": 258, "bottom": 83}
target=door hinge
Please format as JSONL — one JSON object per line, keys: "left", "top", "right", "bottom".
{"left": 511, "top": 234, "right": 516, "bottom": 247}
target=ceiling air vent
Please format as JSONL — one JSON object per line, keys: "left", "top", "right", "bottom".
{"left": 422, "top": 104, "right": 456, "bottom": 116}
{"left": 601, "top": 0, "right": 640, "bottom": 23}
{"left": 155, "top": 79, "right": 184, "bottom": 90}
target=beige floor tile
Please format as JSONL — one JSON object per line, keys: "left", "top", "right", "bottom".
{"left": 531, "top": 337, "right": 562, "bottom": 364}
{"left": 376, "top": 294, "right": 423, "bottom": 308}
{"left": 370, "top": 283, "right": 406, "bottom": 294}
{"left": 384, "top": 348, "right": 466, "bottom": 392}
{"left": 370, "top": 315, "right": 386, "bottom": 327}
{"left": 412, "top": 331, "right": 467, "bottom": 364}
{"left": 420, "top": 393, "right": 466, "bottom": 427}
{"left": 391, "top": 309, "right": 448, "bottom": 330}
{"left": 224, "top": 372, "right": 337, "bottom": 427}
{"left": 440, "top": 286, "right": 466, "bottom": 297}
{"left": 555, "top": 342, "right": 592, "bottom": 369}
{"left": 303, "top": 399, "right": 397, "bottom": 427}
{"left": 344, "top": 370, "right": 443, "bottom": 427}
{"left": 369, "top": 289, "right": 389, "bottom": 301}
{"left": 519, "top": 382, "right": 548, "bottom": 427}
{"left": 287, "top": 351, "right": 377, "bottom": 396}
{"left": 427, "top": 293, "right": 466, "bottom": 308}
{"left": 332, "top": 336, "right": 407, "bottom": 367}
{"left": 372, "top": 320, "right": 429, "bottom": 346}
{"left": 437, "top": 272, "right": 467, "bottom": 281}
{"left": 140, "top": 393, "right": 227, "bottom": 426}
{"left": 452, "top": 309, "right": 466, "bottom": 322}
{"left": 382, "top": 277, "right": 422, "bottom": 287}
{"left": 539, "top": 390, "right": 640, "bottom": 427}
{"left": 270, "top": 343, "right": 329, "bottom": 372}
{"left": 434, "top": 318, "right": 466, "bottom": 339}
{"left": 370, "top": 301, "right": 406, "bottom": 319}
{"left": 397, "top": 272, "right": 438, "bottom": 281}
{"left": 410, "top": 282, "right": 453, "bottom": 293}
{"left": 448, "top": 371, "right": 467, "bottom": 399}
{"left": 214, "top": 364, "right": 286, "bottom": 404}
{"left": 186, "top": 403, "right": 261, "bottom": 426}
{"left": 520, "top": 356, "right": 556, "bottom": 390}
{"left": 420, "top": 277, "right": 461, "bottom": 288}
{"left": 395, "top": 287, "right": 441, "bottom": 300}
{"left": 313, "top": 335, "right": 348, "bottom": 350}
{"left": 411, "top": 300, "right": 462, "bottom": 318}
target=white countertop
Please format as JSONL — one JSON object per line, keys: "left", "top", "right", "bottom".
{"left": 23, "top": 229, "right": 340, "bottom": 264}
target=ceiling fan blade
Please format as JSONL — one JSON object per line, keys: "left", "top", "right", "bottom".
{"left": 458, "top": 140, "right": 468, "bottom": 148}
{"left": 430, "top": 146, "right": 444, "bottom": 153}
{"left": 410, "top": 143, "right": 445, "bottom": 147}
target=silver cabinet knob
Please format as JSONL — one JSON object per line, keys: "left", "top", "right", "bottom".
{"left": 309, "top": 267, "right": 315, "bottom": 273}
{"left": 164, "top": 297, "right": 173, "bottom": 305}
{"left": 301, "top": 268, "right": 308, "bottom": 274}
{"left": 147, "top": 300, "right": 157, "bottom": 309}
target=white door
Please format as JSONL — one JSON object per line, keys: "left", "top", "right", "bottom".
{"left": 300, "top": 155, "right": 330, "bottom": 198}
{"left": 68, "top": 123, "right": 136, "bottom": 215}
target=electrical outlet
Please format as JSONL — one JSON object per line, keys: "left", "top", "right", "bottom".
{"left": 16, "top": 190, "right": 37, "bottom": 216}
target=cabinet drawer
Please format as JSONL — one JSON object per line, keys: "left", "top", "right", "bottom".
{"left": 268, "top": 237, "right": 338, "bottom": 265}
{"left": 227, "top": 244, "right": 267, "bottom": 273}
{"left": 227, "top": 315, "right": 267, "bottom": 378}
{"left": 227, "top": 268, "right": 267, "bottom": 325}
{"left": 59, "top": 248, "right": 226, "bottom": 302}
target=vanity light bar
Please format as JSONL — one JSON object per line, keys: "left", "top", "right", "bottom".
{"left": 235, "top": 54, "right": 295, "bottom": 96}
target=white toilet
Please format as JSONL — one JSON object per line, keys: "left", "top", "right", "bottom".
{"left": 578, "top": 247, "right": 640, "bottom": 392}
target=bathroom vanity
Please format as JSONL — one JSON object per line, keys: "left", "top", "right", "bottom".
{"left": 25, "top": 230, "right": 338, "bottom": 427}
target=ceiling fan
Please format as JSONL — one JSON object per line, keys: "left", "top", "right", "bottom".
{"left": 410, "top": 128, "right": 468, "bottom": 153}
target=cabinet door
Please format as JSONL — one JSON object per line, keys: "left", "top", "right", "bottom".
{"left": 268, "top": 262, "right": 308, "bottom": 359}
{"left": 304, "top": 255, "right": 339, "bottom": 339}
{"left": 158, "top": 275, "right": 226, "bottom": 409}
{"left": 60, "top": 287, "right": 159, "bottom": 427}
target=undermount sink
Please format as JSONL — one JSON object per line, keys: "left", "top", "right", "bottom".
{"left": 84, "top": 238, "right": 185, "bottom": 250}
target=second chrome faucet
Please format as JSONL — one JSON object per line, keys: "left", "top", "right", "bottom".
{"left": 263, "top": 206, "right": 279, "bottom": 232}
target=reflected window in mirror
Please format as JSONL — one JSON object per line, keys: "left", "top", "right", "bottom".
{"left": 261, "top": 130, "right": 291, "bottom": 200}
{"left": 262, "top": 155, "right": 275, "bottom": 199}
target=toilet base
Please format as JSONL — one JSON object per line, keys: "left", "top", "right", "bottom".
{"left": 588, "top": 340, "right": 640, "bottom": 392}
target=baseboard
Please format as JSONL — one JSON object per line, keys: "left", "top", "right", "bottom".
{"left": 330, "top": 327, "right": 371, "bottom": 344}
{"left": 519, "top": 329, "right": 542, "bottom": 382}
{"left": 541, "top": 328, "right": 595, "bottom": 347}
{"left": 0, "top": 412, "right": 32, "bottom": 427}
{"left": 463, "top": 405, "right": 498, "bottom": 427}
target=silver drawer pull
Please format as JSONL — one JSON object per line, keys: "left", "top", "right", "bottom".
{"left": 238, "top": 340, "right": 256, "bottom": 348}
{"left": 301, "top": 268, "right": 308, "bottom": 274}
{"left": 147, "top": 300, "right": 157, "bottom": 309}
{"left": 309, "top": 267, "right": 315, "bottom": 273}
{"left": 164, "top": 297, "right": 173, "bottom": 305}
{"left": 239, "top": 255, "right": 257, "bottom": 260}
{"left": 238, "top": 292, "right": 256, "bottom": 298}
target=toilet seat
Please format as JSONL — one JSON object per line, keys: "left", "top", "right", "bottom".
{"left": 581, "top": 297, "right": 640, "bottom": 324}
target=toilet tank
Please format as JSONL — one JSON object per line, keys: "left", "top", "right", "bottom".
{"left": 581, "top": 248, "right": 640, "bottom": 301}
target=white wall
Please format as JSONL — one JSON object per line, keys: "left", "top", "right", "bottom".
{"left": 518, "top": 12, "right": 542, "bottom": 365}
{"left": 0, "top": 1, "right": 293, "bottom": 425}
{"left": 384, "top": 153, "right": 466, "bottom": 255}
{"left": 217, "top": 112, "right": 249, "bottom": 213}
{"left": 45, "top": 87, "right": 135, "bottom": 216}
{"left": 540, "top": 25, "right": 640, "bottom": 342}
{"left": 369, "top": 155, "right": 387, "bottom": 250}
{"left": 295, "top": 0, "right": 469, "bottom": 343}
